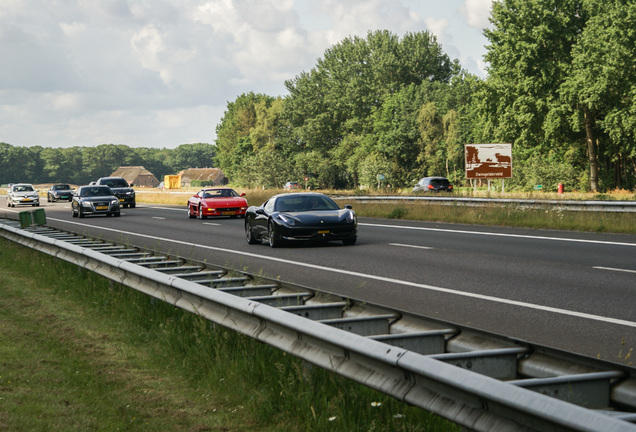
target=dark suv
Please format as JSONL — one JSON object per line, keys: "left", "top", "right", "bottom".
{"left": 413, "top": 177, "right": 453, "bottom": 193}
{"left": 95, "top": 177, "right": 136, "bottom": 208}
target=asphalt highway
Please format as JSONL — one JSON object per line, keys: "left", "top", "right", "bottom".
{"left": 5, "top": 201, "right": 636, "bottom": 366}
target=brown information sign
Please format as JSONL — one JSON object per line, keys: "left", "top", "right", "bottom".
{"left": 465, "top": 143, "right": 512, "bottom": 179}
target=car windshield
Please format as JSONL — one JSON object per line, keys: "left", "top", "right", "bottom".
{"left": 275, "top": 195, "right": 340, "bottom": 212}
{"left": 80, "top": 187, "right": 111, "bottom": 197}
{"left": 102, "top": 179, "right": 128, "bottom": 187}
{"left": 202, "top": 189, "right": 237, "bottom": 198}
{"left": 13, "top": 185, "right": 34, "bottom": 192}
{"left": 53, "top": 185, "right": 70, "bottom": 190}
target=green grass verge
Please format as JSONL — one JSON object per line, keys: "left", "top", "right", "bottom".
{"left": 0, "top": 238, "right": 457, "bottom": 431}
{"left": 349, "top": 201, "right": 636, "bottom": 234}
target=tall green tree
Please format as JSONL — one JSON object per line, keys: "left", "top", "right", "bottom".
{"left": 484, "top": 0, "right": 587, "bottom": 154}
{"left": 215, "top": 93, "right": 279, "bottom": 183}
{"left": 559, "top": 0, "right": 636, "bottom": 189}
{"left": 484, "top": 0, "right": 636, "bottom": 191}
{"left": 284, "top": 30, "right": 459, "bottom": 188}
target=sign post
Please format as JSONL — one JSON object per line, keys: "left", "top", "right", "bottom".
{"left": 465, "top": 143, "right": 512, "bottom": 192}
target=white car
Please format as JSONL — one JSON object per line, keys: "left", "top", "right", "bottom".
{"left": 7, "top": 183, "right": 40, "bottom": 207}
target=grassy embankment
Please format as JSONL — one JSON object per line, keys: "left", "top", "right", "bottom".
{"left": 0, "top": 238, "right": 457, "bottom": 431}
{"left": 136, "top": 187, "right": 636, "bottom": 234}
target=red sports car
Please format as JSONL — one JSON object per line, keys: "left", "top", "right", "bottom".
{"left": 187, "top": 188, "right": 248, "bottom": 219}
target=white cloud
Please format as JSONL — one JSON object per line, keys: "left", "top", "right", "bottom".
{"left": 424, "top": 17, "right": 450, "bottom": 41}
{"left": 460, "top": 0, "right": 493, "bottom": 29}
{"left": 0, "top": 0, "right": 492, "bottom": 148}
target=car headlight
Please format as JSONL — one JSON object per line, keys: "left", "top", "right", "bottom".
{"left": 277, "top": 214, "right": 295, "bottom": 225}
{"left": 346, "top": 211, "right": 355, "bottom": 224}
{"left": 81, "top": 201, "right": 92, "bottom": 208}
{"left": 126, "top": 191, "right": 135, "bottom": 196}
{"left": 111, "top": 199, "right": 119, "bottom": 205}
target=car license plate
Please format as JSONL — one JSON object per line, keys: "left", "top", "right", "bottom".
{"left": 318, "top": 230, "right": 330, "bottom": 234}
{"left": 96, "top": 206, "right": 108, "bottom": 210}
{"left": 119, "top": 199, "right": 125, "bottom": 202}
{"left": 23, "top": 198, "right": 31, "bottom": 202}
{"left": 222, "top": 211, "right": 236, "bottom": 215}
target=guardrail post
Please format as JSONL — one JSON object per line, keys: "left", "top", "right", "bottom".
{"left": 32, "top": 208, "right": 46, "bottom": 225}
{"left": 18, "top": 208, "right": 46, "bottom": 228}
{"left": 18, "top": 211, "right": 32, "bottom": 228}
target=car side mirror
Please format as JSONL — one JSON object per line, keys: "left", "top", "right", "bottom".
{"left": 240, "top": 193, "right": 246, "bottom": 197}
{"left": 345, "top": 204, "right": 353, "bottom": 210}
{"left": 255, "top": 208, "right": 266, "bottom": 215}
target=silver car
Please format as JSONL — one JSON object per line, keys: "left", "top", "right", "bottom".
{"left": 6, "top": 183, "right": 40, "bottom": 207}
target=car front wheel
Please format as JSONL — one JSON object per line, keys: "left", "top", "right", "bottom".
{"left": 342, "top": 237, "right": 357, "bottom": 246}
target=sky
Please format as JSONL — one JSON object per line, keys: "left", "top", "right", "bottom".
{"left": 0, "top": 0, "right": 493, "bottom": 149}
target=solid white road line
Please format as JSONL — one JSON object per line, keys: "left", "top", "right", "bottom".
{"left": 594, "top": 266, "right": 636, "bottom": 274}
{"left": 45, "top": 217, "right": 636, "bottom": 329}
{"left": 360, "top": 222, "right": 636, "bottom": 247}
{"left": 389, "top": 243, "right": 433, "bottom": 250}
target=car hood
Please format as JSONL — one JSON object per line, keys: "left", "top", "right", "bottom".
{"left": 11, "top": 191, "right": 38, "bottom": 197}
{"left": 79, "top": 196, "right": 118, "bottom": 202}
{"left": 278, "top": 209, "right": 352, "bottom": 224}
{"left": 201, "top": 197, "right": 247, "bottom": 206}
{"left": 108, "top": 187, "right": 134, "bottom": 193}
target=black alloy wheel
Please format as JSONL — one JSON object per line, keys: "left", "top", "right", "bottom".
{"left": 245, "top": 220, "right": 260, "bottom": 244}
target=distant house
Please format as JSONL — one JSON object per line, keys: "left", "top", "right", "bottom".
{"left": 178, "top": 168, "right": 227, "bottom": 187}
{"left": 110, "top": 166, "right": 159, "bottom": 188}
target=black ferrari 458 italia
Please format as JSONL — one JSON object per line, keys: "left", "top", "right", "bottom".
{"left": 245, "top": 193, "right": 357, "bottom": 247}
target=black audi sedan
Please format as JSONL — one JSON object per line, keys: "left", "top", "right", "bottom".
{"left": 71, "top": 185, "right": 121, "bottom": 218}
{"left": 94, "top": 177, "right": 136, "bottom": 208}
{"left": 245, "top": 192, "right": 357, "bottom": 247}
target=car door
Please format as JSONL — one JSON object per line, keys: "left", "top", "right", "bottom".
{"left": 253, "top": 198, "right": 275, "bottom": 239}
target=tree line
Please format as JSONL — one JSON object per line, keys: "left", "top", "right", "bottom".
{"left": 0, "top": 142, "right": 215, "bottom": 186}
{"left": 3, "top": 1, "right": 634, "bottom": 193}
{"left": 215, "top": 0, "right": 636, "bottom": 192}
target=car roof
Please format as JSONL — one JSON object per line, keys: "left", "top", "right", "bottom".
{"left": 270, "top": 192, "right": 328, "bottom": 200}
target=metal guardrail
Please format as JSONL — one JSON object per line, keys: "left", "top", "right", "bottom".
{"left": 333, "top": 196, "right": 636, "bottom": 212}
{"left": 1, "top": 218, "right": 635, "bottom": 431}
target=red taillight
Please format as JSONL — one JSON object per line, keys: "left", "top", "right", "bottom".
{"left": 448, "top": 185, "right": 453, "bottom": 190}
{"left": 428, "top": 185, "right": 434, "bottom": 190}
